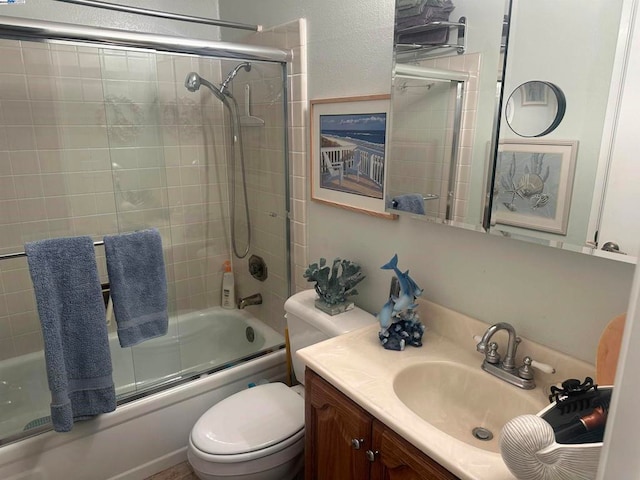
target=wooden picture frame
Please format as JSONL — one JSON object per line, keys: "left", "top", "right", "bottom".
{"left": 310, "top": 95, "right": 396, "bottom": 219}
{"left": 494, "top": 139, "right": 578, "bottom": 235}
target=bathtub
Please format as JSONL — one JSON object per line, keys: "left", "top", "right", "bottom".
{"left": 0, "top": 308, "right": 287, "bottom": 480}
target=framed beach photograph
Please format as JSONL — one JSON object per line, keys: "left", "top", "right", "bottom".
{"left": 310, "top": 95, "right": 396, "bottom": 219}
{"left": 494, "top": 139, "right": 578, "bottom": 235}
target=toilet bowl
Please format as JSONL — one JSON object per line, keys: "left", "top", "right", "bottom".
{"left": 187, "top": 290, "right": 376, "bottom": 480}
{"left": 188, "top": 382, "right": 304, "bottom": 480}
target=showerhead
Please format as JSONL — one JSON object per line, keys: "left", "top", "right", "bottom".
{"left": 184, "top": 72, "right": 201, "bottom": 93}
{"left": 184, "top": 71, "right": 227, "bottom": 102}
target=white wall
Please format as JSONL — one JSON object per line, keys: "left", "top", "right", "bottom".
{"left": 219, "top": 0, "right": 635, "bottom": 363}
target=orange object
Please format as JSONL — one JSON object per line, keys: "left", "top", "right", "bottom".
{"left": 221, "top": 260, "right": 235, "bottom": 309}
{"left": 596, "top": 313, "right": 626, "bottom": 385}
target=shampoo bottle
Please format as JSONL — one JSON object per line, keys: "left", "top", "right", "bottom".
{"left": 221, "top": 260, "right": 235, "bottom": 309}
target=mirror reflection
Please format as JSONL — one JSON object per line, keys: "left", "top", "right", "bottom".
{"left": 387, "top": 64, "right": 467, "bottom": 219}
{"left": 505, "top": 81, "right": 566, "bottom": 137}
{"left": 388, "top": 0, "right": 634, "bottom": 263}
{"left": 388, "top": 0, "right": 508, "bottom": 227}
{"left": 492, "top": 0, "right": 626, "bottom": 258}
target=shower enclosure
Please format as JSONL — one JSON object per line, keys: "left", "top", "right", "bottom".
{"left": 0, "top": 16, "right": 290, "bottom": 444}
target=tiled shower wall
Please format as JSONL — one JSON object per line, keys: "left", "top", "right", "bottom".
{"left": 236, "top": 19, "right": 309, "bottom": 333}
{"left": 0, "top": 37, "right": 293, "bottom": 360}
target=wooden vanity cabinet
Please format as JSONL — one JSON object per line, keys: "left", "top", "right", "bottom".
{"left": 305, "top": 368, "right": 459, "bottom": 480}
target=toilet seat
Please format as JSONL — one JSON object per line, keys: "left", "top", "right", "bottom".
{"left": 190, "top": 382, "right": 305, "bottom": 463}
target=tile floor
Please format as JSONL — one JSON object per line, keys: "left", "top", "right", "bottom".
{"left": 143, "top": 461, "right": 198, "bottom": 480}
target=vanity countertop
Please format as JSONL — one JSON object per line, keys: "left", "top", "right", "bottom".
{"left": 296, "top": 299, "right": 595, "bottom": 480}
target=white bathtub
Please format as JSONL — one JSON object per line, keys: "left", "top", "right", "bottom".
{"left": 0, "top": 308, "right": 286, "bottom": 480}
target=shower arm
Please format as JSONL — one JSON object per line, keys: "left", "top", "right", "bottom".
{"left": 220, "top": 63, "right": 252, "bottom": 95}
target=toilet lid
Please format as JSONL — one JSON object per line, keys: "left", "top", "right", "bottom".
{"left": 191, "top": 382, "right": 305, "bottom": 455}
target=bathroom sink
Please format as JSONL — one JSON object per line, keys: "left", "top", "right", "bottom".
{"left": 393, "top": 361, "right": 547, "bottom": 452}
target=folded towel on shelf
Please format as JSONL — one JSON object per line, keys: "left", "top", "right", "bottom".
{"left": 396, "top": 0, "right": 455, "bottom": 46}
{"left": 104, "top": 228, "right": 168, "bottom": 348}
{"left": 389, "top": 194, "right": 426, "bottom": 215}
{"left": 396, "top": 0, "right": 453, "bottom": 19}
{"left": 25, "top": 236, "right": 115, "bottom": 433}
{"left": 396, "top": 0, "right": 448, "bottom": 10}
{"left": 397, "top": 0, "right": 423, "bottom": 12}
{"left": 396, "top": 25, "right": 451, "bottom": 46}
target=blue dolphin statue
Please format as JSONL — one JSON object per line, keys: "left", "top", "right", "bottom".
{"left": 381, "top": 254, "right": 422, "bottom": 312}
{"left": 405, "top": 270, "right": 424, "bottom": 298}
{"left": 377, "top": 298, "right": 395, "bottom": 331}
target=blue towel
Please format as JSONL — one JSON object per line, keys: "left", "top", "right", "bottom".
{"left": 390, "top": 194, "right": 426, "bottom": 215}
{"left": 25, "top": 236, "right": 116, "bottom": 433}
{"left": 104, "top": 228, "right": 168, "bottom": 348}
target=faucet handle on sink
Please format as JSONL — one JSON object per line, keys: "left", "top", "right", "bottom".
{"left": 486, "top": 342, "right": 501, "bottom": 364}
{"left": 530, "top": 358, "right": 556, "bottom": 374}
{"left": 518, "top": 356, "right": 556, "bottom": 380}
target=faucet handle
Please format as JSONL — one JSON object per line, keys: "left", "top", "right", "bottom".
{"left": 530, "top": 358, "right": 556, "bottom": 374}
{"left": 485, "top": 342, "right": 500, "bottom": 364}
{"left": 518, "top": 356, "right": 556, "bottom": 380}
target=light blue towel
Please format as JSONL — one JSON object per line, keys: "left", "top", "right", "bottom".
{"left": 390, "top": 194, "right": 426, "bottom": 215}
{"left": 25, "top": 236, "right": 116, "bottom": 433}
{"left": 104, "top": 228, "right": 168, "bottom": 348}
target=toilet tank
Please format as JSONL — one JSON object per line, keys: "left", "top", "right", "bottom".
{"left": 284, "top": 289, "right": 376, "bottom": 384}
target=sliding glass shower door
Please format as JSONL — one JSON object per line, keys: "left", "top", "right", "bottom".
{"left": 0, "top": 36, "right": 287, "bottom": 443}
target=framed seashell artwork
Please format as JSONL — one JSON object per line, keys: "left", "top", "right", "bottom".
{"left": 493, "top": 139, "right": 578, "bottom": 235}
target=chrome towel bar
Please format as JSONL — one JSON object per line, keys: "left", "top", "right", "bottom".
{"left": 0, "top": 240, "right": 105, "bottom": 261}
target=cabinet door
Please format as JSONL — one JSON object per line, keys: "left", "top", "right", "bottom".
{"left": 371, "top": 420, "right": 459, "bottom": 480}
{"left": 305, "top": 369, "right": 373, "bottom": 480}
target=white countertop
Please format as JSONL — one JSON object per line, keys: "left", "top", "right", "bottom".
{"left": 296, "top": 298, "right": 595, "bottom": 480}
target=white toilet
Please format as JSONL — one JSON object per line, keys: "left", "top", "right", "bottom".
{"left": 187, "top": 289, "right": 376, "bottom": 480}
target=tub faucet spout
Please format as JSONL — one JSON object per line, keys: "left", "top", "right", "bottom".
{"left": 238, "top": 293, "right": 262, "bottom": 309}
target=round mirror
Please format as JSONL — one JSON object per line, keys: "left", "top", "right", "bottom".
{"left": 505, "top": 81, "right": 566, "bottom": 137}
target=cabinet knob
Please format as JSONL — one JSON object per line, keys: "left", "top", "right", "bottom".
{"left": 602, "top": 242, "right": 627, "bottom": 255}
{"left": 366, "top": 449, "right": 379, "bottom": 462}
{"left": 351, "top": 438, "right": 364, "bottom": 450}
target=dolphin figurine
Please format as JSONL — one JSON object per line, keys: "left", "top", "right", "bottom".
{"left": 377, "top": 298, "right": 395, "bottom": 331}
{"left": 381, "top": 254, "right": 422, "bottom": 312}
{"left": 405, "top": 270, "right": 424, "bottom": 298}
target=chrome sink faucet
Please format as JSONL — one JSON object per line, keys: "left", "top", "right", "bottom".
{"left": 476, "top": 322, "right": 519, "bottom": 371}
{"left": 475, "top": 322, "right": 555, "bottom": 390}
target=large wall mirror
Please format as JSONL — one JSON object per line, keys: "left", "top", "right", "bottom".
{"left": 387, "top": 0, "right": 636, "bottom": 263}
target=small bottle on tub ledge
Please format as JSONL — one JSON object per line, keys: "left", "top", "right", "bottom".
{"left": 221, "top": 260, "right": 235, "bottom": 309}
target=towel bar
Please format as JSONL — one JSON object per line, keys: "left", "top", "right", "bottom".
{"left": 0, "top": 240, "right": 105, "bottom": 261}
